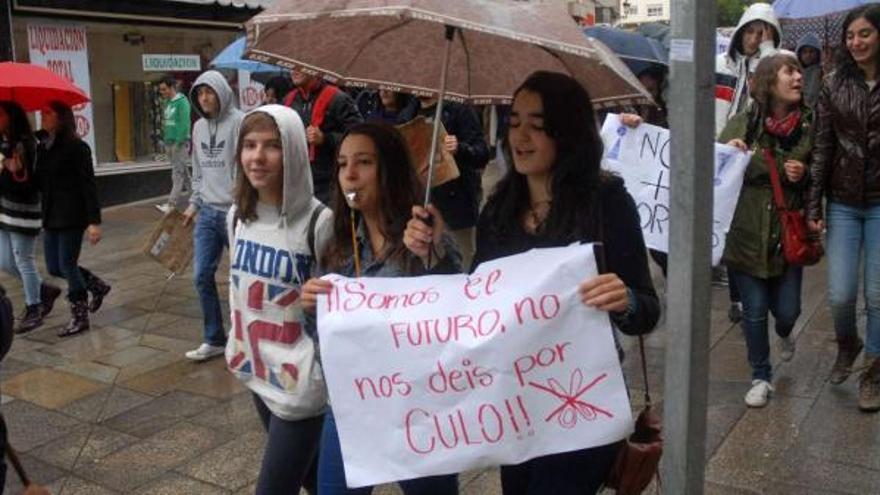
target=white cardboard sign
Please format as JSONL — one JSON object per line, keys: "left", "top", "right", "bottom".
{"left": 318, "top": 244, "right": 633, "bottom": 487}
{"left": 237, "top": 70, "right": 265, "bottom": 111}
{"left": 600, "top": 113, "right": 750, "bottom": 265}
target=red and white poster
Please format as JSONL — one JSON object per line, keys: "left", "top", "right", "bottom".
{"left": 318, "top": 244, "right": 633, "bottom": 487}
{"left": 238, "top": 70, "right": 265, "bottom": 112}
{"left": 27, "top": 22, "right": 95, "bottom": 154}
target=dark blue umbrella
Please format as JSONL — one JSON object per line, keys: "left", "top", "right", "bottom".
{"left": 583, "top": 26, "right": 667, "bottom": 77}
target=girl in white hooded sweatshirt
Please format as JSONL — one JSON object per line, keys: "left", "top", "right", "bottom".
{"left": 226, "top": 105, "right": 333, "bottom": 494}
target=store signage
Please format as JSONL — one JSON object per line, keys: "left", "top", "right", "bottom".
{"left": 27, "top": 22, "right": 96, "bottom": 157}
{"left": 142, "top": 54, "right": 202, "bottom": 72}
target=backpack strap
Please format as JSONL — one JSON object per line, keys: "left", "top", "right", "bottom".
{"left": 308, "top": 203, "right": 327, "bottom": 260}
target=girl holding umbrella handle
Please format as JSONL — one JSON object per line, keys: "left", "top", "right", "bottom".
{"left": 405, "top": 71, "right": 660, "bottom": 495}
{"left": 7, "top": 101, "right": 110, "bottom": 336}
{"left": 0, "top": 101, "right": 62, "bottom": 334}
{"left": 301, "top": 121, "right": 461, "bottom": 495}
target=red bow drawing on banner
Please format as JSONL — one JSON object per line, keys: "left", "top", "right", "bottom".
{"left": 528, "top": 368, "right": 613, "bottom": 429}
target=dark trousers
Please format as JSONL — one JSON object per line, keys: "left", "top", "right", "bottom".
{"left": 318, "top": 410, "right": 459, "bottom": 495}
{"left": 730, "top": 266, "right": 803, "bottom": 381}
{"left": 43, "top": 228, "right": 89, "bottom": 301}
{"left": 252, "top": 394, "right": 323, "bottom": 495}
{"left": 500, "top": 442, "right": 621, "bottom": 495}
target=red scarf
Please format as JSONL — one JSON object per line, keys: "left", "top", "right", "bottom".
{"left": 764, "top": 109, "right": 801, "bottom": 138}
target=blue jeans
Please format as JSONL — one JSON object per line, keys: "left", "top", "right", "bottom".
{"left": 0, "top": 230, "right": 41, "bottom": 305}
{"left": 731, "top": 266, "right": 803, "bottom": 381}
{"left": 44, "top": 228, "right": 88, "bottom": 302}
{"left": 499, "top": 442, "right": 621, "bottom": 495}
{"left": 252, "top": 395, "right": 323, "bottom": 495}
{"left": 318, "top": 410, "right": 459, "bottom": 495}
{"left": 193, "top": 204, "right": 228, "bottom": 346}
{"left": 826, "top": 201, "right": 880, "bottom": 357}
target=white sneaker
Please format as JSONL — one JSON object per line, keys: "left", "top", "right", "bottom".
{"left": 185, "top": 343, "right": 225, "bottom": 361}
{"left": 779, "top": 336, "right": 795, "bottom": 362}
{"left": 744, "top": 379, "right": 774, "bottom": 408}
{"left": 155, "top": 204, "right": 172, "bottom": 214}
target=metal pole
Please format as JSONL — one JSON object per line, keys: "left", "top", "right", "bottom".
{"left": 0, "top": 0, "right": 14, "bottom": 62}
{"left": 423, "top": 25, "right": 456, "bottom": 207}
{"left": 663, "top": 0, "right": 716, "bottom": 493}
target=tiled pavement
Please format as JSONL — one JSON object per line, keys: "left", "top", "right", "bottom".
{"left": 0, "top": 196, "right": 878, "bottom": 494}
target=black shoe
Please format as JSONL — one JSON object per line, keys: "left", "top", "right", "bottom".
{"left": 83, "top": 272, "right": 111, "bottom": 313}
{"left": 15, "top": 304, "right": 44, "bottom": 334}
{"left": 40, "top": 283, "right": 62, "bottom": 318}
{"left": 58, "top": 299, "right": 90, "bottom": 337}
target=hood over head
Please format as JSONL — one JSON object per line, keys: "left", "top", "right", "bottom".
{"left": 190, "top": 70, "right": 236, "bottom": 120}
{"left": 242, "top": 104, "right": 314, "bottom": 219}
{"left": 729, "top": 3, "right": 781, "bottom": 60}
{"left": 796, "top": 33, "right": 823, "bottom": 57}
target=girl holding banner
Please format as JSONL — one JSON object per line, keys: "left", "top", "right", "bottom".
{"left": 719, "top": 53, "right": 813, "bottom": 408}
{"left": 405, "top": 71, "right": 660, "bottom": 495}
{"left": 301, "top": 122, "right": 461, "bottom": 494}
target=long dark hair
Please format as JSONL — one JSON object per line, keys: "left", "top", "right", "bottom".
{"left": 483, "top": 70, "right": 607, "bottom": 243}
{"left": 0, "top": 101, "right": 32, "bottom": 143}
{"left": 47, "top": 100, "right": 78, "bottom": 143}
{"left": 322, "top": 122, "right": 424, "bottom": 273}
{"left": 836, "top": 4, "right": 880, "bottom": 80}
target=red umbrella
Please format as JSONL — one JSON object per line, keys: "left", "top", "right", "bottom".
{"left": 0, "top": 62, "right": 90, "bottom": 111}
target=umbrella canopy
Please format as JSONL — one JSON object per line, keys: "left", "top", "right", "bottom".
{"left": 210, "top": 36, "right": 285, "bottom": 72}
{"left": 583, "top": 26, "right": 667, "bottom": 77}
{"left": 772, "top": 0, "right": 875, "bottom": 19}
{"left": 0, "top": 62, "right": 90, "bottom": 111}
{"left": 244, "top": 0, "right": 650, "bottom": 107}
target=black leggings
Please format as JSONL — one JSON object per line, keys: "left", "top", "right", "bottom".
{"left": 252, "top": 394, "right": 323, "bottom": 495}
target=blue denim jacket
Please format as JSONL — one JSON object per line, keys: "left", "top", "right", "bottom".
{"left": 306, "top": 223, "right": 462, "bottom": 345}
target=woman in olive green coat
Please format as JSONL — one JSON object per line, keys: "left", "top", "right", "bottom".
{"left": 719, "top": 53, "right": 814, "bottom": 408}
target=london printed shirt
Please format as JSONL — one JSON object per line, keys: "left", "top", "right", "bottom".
{"left": 226, "top": 207, "right": 327, "bottom": 420}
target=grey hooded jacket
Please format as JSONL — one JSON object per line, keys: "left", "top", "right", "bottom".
{"left": 797, "top": 33, "right": 823, "bottom": 108}
{"left": 189, "top": 70, "right": 245, "bottom": 212}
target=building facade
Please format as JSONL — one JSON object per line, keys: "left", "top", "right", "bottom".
{"left": 618, "top": 0, "right": 670, "bottom": 25}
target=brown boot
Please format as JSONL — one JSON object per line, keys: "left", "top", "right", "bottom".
{"left": 829, "top": 336, "right": 864, "bottom": 385}
{"left": 858, "top": 358, "right": 880, "bottom": 413}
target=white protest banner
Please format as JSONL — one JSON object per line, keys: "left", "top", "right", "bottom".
{"left": 27, "top": 22, "right": 95, "bottom": 155}
{"left": 238, "top": 70, "right": 265, "bottom": 112}
{"left": 318, "top": 244, "right": 632, "bottom": 487}
{"left": 600, "top": 113, "right": 750, "bottom": 265}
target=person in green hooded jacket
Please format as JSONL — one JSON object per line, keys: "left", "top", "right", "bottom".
{"left": 157, "top": 74, "right": 192, "bottom": 213}
{"left": 719, "top": 53, "right": 814, "bottom": 408}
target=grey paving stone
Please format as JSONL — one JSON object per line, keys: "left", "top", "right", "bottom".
{"left": 76, "top": 421, "right": 231, "bottom": 492}
{"left": 133, "top": 472, "right": 231, "bottom": 495}
{"left": 101, "top": 390, "right": 219, "bottom": 438}
{"left": 2, "top": 453, "right": 66, "bottom": 494}
{"left": 176, "top": 429, "right": 264, "bottom": 490}
{"left": 189, "top": 392, "right": 264, "bottom": 433}
{"left": 53, "top": 476, "right": 120, "bottom": 495}
{"left": 0, "top": 357, "right": 37, "bottom": 381}
{"left": 30, "top": 424, "right": 138, "bottom": 470}
{"left": 2, "top": 399, "right": 83, "bottom": 452}
{"left": 705, "top": 397, "right": 813, "bottom": 492}
{"left": 772, "top": 454, "right": 880, "bottom": 495}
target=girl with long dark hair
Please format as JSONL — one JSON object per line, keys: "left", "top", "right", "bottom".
{"left": 405, "top": 70, "right": 660, "bottom": 494}
{"left": 13, "top": 101, "right": 110, "bottom": 336}
{"left": 807, "top": 4, "right": 880, "bottom": 412}
{"left": 301, "top": 121, "right": 460, "bottom": 495}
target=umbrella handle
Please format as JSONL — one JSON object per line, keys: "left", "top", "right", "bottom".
{"left": 423, "top": 25, "right": 457, "bottom": 208}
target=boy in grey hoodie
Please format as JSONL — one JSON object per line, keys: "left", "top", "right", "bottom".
{"left": 796, "top": 33, "right": 823, "bottom": 108}
{"left": 183, "top": 70, "right": 244, "bottom": 360}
